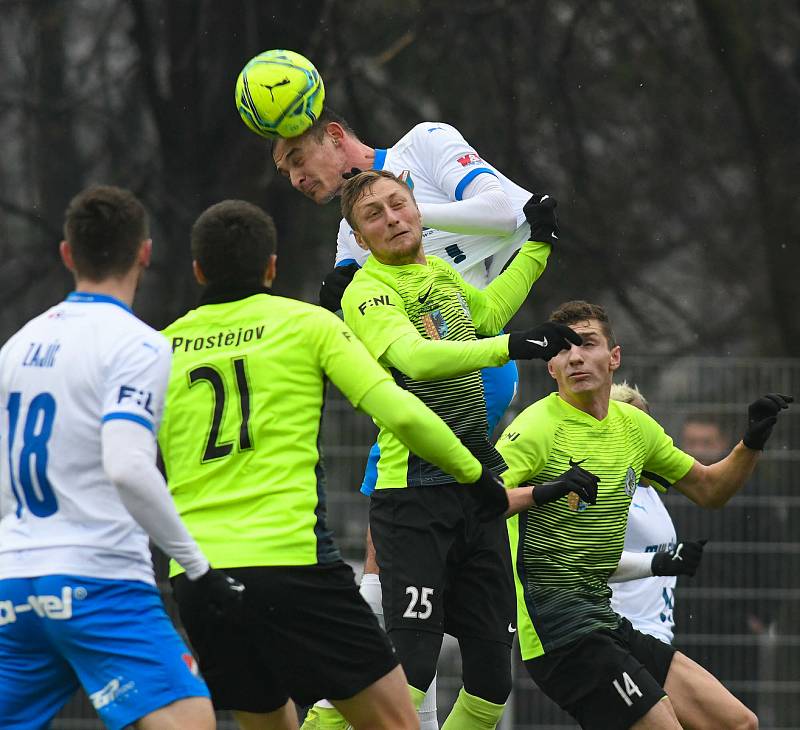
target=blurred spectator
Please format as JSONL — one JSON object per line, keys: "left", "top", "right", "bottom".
{"left": 680, "top": 415, "right": 730, "bottom": 465}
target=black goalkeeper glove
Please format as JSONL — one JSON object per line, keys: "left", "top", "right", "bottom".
{"left": 533, "top": 464, "right": 600, "bottom": 507}
{"left": 523, "top": 194, "right": 559, "bottom": 244}
{"left": 651, "top": 540, "right": 707, "bottom": 577}
{"left": 508, "top": 322, "right": 583, "bottom": 361}
{"left": 174, "top": 567, "right": 245, "bottom": 622}
{"left": 468, "top": 466, "right": 509, "bottom": 522}
{"left": 319, "top": 263, "right": 360, "bottom": 313}
{"left": 742, "top": 393, "right": 793, "bottom": 450}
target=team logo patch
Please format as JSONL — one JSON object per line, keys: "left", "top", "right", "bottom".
{"left": 568, "top": 492, "right": 589, "bottom": 512}
{"left": 421, "top": 310, "right": 448, "bottom": 340}
{"left": 399, "top": 169, "right": 415, "bottom": 190}
{"left": 456, "top": 152, "right": 483, "bottom": 167}
{"left": 624, "top": 466, "right": 637, "bottom": 497}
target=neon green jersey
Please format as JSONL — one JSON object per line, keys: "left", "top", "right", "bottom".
{"left": 342, "top": 255, "right": 508, "bottom": 488}
{"left": 496, "top": 393, "right": 694, "bottom": 659}
{"left": 159, "top": 292, "right": 392, "bottom": 574}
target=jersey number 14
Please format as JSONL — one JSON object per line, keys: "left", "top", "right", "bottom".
{"left": 189, "top": 357, "right": 254, "bottom": 462}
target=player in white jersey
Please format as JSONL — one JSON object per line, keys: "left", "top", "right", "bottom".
{"left": 608, "top": 382, "right": 707, "bottom": 644}
{"left": 273, "top": 110, "right": 551, "bottom": 730}
{"left": 0, "top": 185, "right": 243, "bottom": 730}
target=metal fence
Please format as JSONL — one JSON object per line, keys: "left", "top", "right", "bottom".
{"left": 54, "top": 357, "right": 799, "bottom": 729}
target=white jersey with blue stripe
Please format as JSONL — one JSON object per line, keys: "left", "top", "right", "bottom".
{"left": 610, "top": 485, "right": 678, "bottom": 644}
{"left": 0, "top": 293, "right": 171, "bottom": 584}
{"left": 335, "top": 122, "right": 532, "bottom": 287}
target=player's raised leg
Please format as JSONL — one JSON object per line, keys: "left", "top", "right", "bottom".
{"left": 663, "top": 651, "right": 758, "bottom": 730}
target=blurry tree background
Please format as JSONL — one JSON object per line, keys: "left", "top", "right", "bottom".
{"left": 1, "top": 0, "right": 798, "bottom": 354}
{"left": 2, "top": 2, "right": 800, "bottom": 728}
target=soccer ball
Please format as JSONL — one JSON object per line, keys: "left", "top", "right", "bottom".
{"left": 235, "top": 49, "right": 325, "bottom": 139}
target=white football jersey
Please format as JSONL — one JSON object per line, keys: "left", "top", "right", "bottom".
{"left": 0, "top": 293, "right": 171, "bottom": 585}
{"left": 610, "top": 486, "right": 678, "bottom": 644}
{"left": 335, "top": 122, "right": 533, "bottom": 287}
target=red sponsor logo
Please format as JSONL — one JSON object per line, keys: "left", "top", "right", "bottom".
{"left": 456, "top": 152, "right": 482, "bottom": 167}
{"left": 181, "top": 652, "right": 199, "bottom": 676}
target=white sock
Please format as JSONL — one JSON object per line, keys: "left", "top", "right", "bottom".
{"left": 418, "top": 674, "right": 438, "bottom": 730}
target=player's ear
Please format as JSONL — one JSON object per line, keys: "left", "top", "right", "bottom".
{"left": 327, "top": 122, "right": 345, "bottom": 146}
{"left": 192, "top": 260, "right": 208, "bottom": 285}
{"left": 138, "top": 239, "right": 153, "bottom": 269}
{"left": 609, "top": 345, "right": 621, "bottom": 373}
{"left": 263, "top": 254, "right": 278, "bottom": 286}
{"left": 547, "top": 360, "right": 557, "bottom": 380}
{"left": 59, "top": 240, "right": 76, "bottom": 274}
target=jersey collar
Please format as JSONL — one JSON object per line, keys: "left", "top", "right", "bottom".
{"left": 199, "top": 283, "right": 271, "bottom": 306}
{"left": 372, "top": 148, "right": 387, "bottom": 171}
{"left": 66, "top": 291, "right": 132, "bottom": 313}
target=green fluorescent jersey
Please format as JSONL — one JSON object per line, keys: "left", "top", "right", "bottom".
{"left": 496, "top": 393, "right": 694, "bottom": 659}
{"left": 342, "top": 254, "right": 507, "bottom": 489}
{"left": 159, "top": 293, "right": 392, "bottom": 574}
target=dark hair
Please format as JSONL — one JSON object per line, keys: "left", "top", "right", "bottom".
{"left": 305, "top": 107, "right": 357, "bottom": 141}
{"left": 191, "top": 200, "right": 277, "bottom": 287}
{"left": 63, "top": 185, "right": 149, "bottom": 280}
{"left": 340, "top": 170, "right": 411, "bottom": 231}
{"left": 550, "top": 300, "right": 617, "bottom": 348}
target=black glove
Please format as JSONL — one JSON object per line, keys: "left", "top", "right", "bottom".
{"left": 508, "top": 322, "right": 583, "bottom": 361}
{"left": 174, "top": 567, "right": 245, "bottom": 621}
{"left": 742, "top": 393, "right": 793, "bottom": 450}
{"left": 651, "top": 540, "right": 707, "bottom": 577}
{"left": 342, "top": 167, "right": 364, "bottom": 180}
{"left": 533, "top": 464, "right": 600, "bottom": 507}
{"left": 523, "top": 194, "right": 559, "bottom": 243}
{"left": 318, "top": 262, "right": 360, "bottom": 313}
{"left": 469, "top": 466, "right": 509, "bottom": 522}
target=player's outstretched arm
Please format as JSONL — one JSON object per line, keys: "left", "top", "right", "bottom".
{"left": 359, "top": 382, "right": 508, "bottom": 520}
{"left": 674, "top": 393, "right": 792, "bottom": 508}
{"left": 459, "top": 198, "right": 557, "bottom": 335}
{"left": 609, "top": 541, "right": 707, "bottom": 583}
{"left": 102, "top": 420, "right": 245, "bottom": 616}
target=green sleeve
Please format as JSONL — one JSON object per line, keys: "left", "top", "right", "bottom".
{"left": 341, "top": 276, "right": 417, "bottom": 360}
{"left": 313, "top": 308, "right": 393, "bottom": 407}
{"left": 636, "top": 410, "right": 695, "bottom": 492}
{"left": 359, "top": 380, "right": 482, "bottom": 484}
{"left": 495, "top": 406, "right": 550, "bottom": 488}
{"left": 383, "top": 332, "right": 509, "bottom": 380}
{"left": 459, "top": 241, "right": 551, "bottom": 335}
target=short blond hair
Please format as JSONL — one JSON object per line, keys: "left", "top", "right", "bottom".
{"left": 610, "top": 381, "right": 649, "bottom": 412}
{"left": 340, "top": 169, "right": 411, "bottom": 232}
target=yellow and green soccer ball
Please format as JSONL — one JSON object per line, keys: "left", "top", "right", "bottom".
{"left": 235, "top": 49, "right": 325, "bottom": 139}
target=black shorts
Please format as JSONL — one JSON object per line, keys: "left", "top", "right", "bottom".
{"left": 172, "top": 562, "right": 398, "bottom": 713}
{"left": 370, "top": 484, "right": 516, "bottom": 646}
{"left": 524, "top": 618, "right": 676, "bottom": 730}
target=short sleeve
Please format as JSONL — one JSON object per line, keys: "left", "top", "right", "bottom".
{"left": 102, "top": 332, "right": 172, "bottom": 433}
{"left": 637, "top": 411, "right": 695, "bottom": 492}
{"left": 412, "top": 123, "right": 500, "bottom": 202}
{"left": 341, "top": 276, "right": 417, "bottom": 362}
{"left": 495, "top": 409, "right": 551, "bottom": 488}
{"left": 312, "top": 308, "right": 393, "bottom": 408}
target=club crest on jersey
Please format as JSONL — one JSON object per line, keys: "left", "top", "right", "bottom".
{"left": 398, "top": 169, "right": 415, "bottom": 190}
{"left": 421, "top": 310, "right": 448, "bottom": 340}
{"left": 624, "top": 466, "right": 637, "bottom": 497}
{"left": 568, "top": 492, "right": 589, "bottom": 512}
